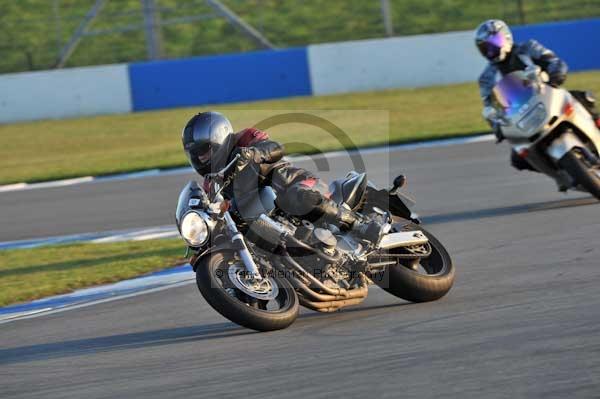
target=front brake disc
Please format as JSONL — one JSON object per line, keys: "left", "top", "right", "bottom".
{"left": 227, "top": 264, "right": 279, "bottom": 300}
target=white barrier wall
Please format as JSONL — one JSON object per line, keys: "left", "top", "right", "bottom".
{"left": 1, "top": 19, "right": 595, "bottom": 124}
{"left": 0, "top": 64, "right": 131, "bottom": 124}
{"left": 308, "top": 30, "right": 487, "bottom": 95}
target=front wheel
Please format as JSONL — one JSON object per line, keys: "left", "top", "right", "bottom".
{"left": 371, "top": 220, "right": 455, "bottom": 303}
{"left": 558, "top": 148, "right": 600, "bottom": 200}
{"left": 196, "top": 251, "right": 299, "bottom": 331}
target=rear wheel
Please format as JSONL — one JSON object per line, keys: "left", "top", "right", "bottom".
{"left": 559, "top": 148, "right": 600, "bottom": 200}
{"left": 371, "top": 220, "right": 455, "bottom": 303}
{"left": 196, "top": 251, "right": 299, "bottom": 331}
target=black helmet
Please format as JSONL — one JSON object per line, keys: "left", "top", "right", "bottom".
{"left": 182, "top": 111, "right": 234, "bottom": 175}
{"left": 475, "top": 19, "right": 514, "bottom": 63}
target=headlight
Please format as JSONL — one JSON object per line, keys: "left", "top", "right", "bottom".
{"left": 180, "top": 211, "right": 209, "bottom": 247}
{"left": 517, "top": 103, "right": 546, "bottom": 131}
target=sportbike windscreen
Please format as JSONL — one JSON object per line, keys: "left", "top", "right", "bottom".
{"left": 491, "top": 72, "right": 536, "bottom": 117}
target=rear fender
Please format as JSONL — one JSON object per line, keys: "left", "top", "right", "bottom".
{"left": 365, "top": 187, "right": 420, "bottom": 223}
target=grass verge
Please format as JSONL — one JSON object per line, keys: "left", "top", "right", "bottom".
{"left": 0, "top": 239, "right": 186, "bottom": 307}
{"left": 1, "top": 70, "right": 600, "bottom": 185}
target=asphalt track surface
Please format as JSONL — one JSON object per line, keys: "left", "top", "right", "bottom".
{"left": 2, "top": 141, "right": 600, "bottom": 398}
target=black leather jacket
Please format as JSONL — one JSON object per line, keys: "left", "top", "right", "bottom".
{"left": 478, "top": 39, "right": 568, "bottom": 107}
{"left": 218, "top": 130, "right": 320, "bottom": 218}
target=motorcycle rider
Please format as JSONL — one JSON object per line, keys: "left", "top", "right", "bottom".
{"left": 182, "top": 111, "right": 384, "bottom": 242}
{"left": 475, "top": 19, "right": 600, "bottom": 171}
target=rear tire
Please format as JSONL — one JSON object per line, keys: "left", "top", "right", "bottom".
{"left": 373, "top": 221, "right": 455, "bottom": 303}
{"left": 196, "top": 252, "right": 299, "bottom": 331}
{"left": 559, "top": 148, "right": 600, "bottom": 200}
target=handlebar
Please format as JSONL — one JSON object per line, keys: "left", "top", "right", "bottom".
{"left": 204, "top": 153, "right": 248, "bottom": 201}
{"left": 204, "top": 153, "right": 242, "bottom": 182}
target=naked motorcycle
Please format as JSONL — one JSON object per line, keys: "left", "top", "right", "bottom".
{"left": 175, "top": 154, "right": 455, "bottom": 331}
{"left": 489, "top": 68, "right": 600, "bottom": 198}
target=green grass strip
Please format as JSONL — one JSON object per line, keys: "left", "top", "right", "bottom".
{"left": 0, "top": 239, "right": 186, "bottom": 307}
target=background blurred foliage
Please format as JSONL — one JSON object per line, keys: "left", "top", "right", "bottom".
{"left": 0, "top": 0, "right": 599, "bottom": 74}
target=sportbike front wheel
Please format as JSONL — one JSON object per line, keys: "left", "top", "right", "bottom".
{"left": 196, "top": 251, "right": 299, "bottom": 331}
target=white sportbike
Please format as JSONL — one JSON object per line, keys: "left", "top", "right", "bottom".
{"left": 488, "top": 69, "right": 600, "bottom": 199}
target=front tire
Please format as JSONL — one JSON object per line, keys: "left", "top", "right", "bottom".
{"left": 372, "top": 221, "right": 455, "bottom": 303}
{"left": 196, "top": 251, "right": 299, "bottom": 331}
{"left": 559, "top": 148, "right": 600, "bottom": 200}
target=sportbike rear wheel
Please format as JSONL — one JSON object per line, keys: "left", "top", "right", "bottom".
{"left": 370, "top": 220, "right": 455, "bottom": 303}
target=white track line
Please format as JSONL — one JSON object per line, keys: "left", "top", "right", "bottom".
{"left": 0, "top": 225, "right": 179, "bottom": 250}
{"left": 0, "top": 264, "right": 195, "bottom": 324}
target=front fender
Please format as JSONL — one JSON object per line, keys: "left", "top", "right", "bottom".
{"left": 192, "top": 241, "right": 239, "bottom": 271}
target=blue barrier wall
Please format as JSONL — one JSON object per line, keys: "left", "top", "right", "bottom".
{"left": 513, "top": 18, "right": 600, "bottom": 72}
{"left": 128, "top": 47, "right": 312, "bottom": 111}
{"left": 2, "top": 18, "right": 599, "bottom": 123}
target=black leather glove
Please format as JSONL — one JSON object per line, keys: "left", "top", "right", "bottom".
{"left": 237, "top": 147, "right": 264, "bottom": 164}
{"left": 548, "top": 74, "right": 565, "bottom": 88}
{"left": 547, "top": 61, "right": 568, "bottom": 88}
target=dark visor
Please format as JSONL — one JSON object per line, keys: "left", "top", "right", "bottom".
{"left": 477, "top": 31, "right": 508, "bottom": 60}
{"left": 477, "top": 42, "right": 501, "bottom": 60}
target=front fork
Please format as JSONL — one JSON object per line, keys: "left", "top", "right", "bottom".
{"left": 223, "top": 211, "right": 262, "bottom": 279}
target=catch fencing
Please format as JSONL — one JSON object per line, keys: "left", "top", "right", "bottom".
{"left": 1, "top": 0, "right": 600, "bottom": 74}
{"left": 0, "top": 17, "right": 599, "bottom": 123}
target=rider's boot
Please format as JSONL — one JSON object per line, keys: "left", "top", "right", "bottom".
{"left": 317, "top": 199, "right": 385, "bottom": 244}
{"left": 510, "top": 150, "right": 537, "bottom": 172}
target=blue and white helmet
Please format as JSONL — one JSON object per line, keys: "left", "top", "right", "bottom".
{"left": 475, "top": 20, "right": 514, "bottom": 63}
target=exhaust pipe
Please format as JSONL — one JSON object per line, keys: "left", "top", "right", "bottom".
{"left": 297, "top": 273, "right": 369, "bottom": 312}
{"left": 275, "top": 250, "right": 370, "bottom": 312}
{"left": 299, "top": 296, "right": 367, "bottom": 312}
